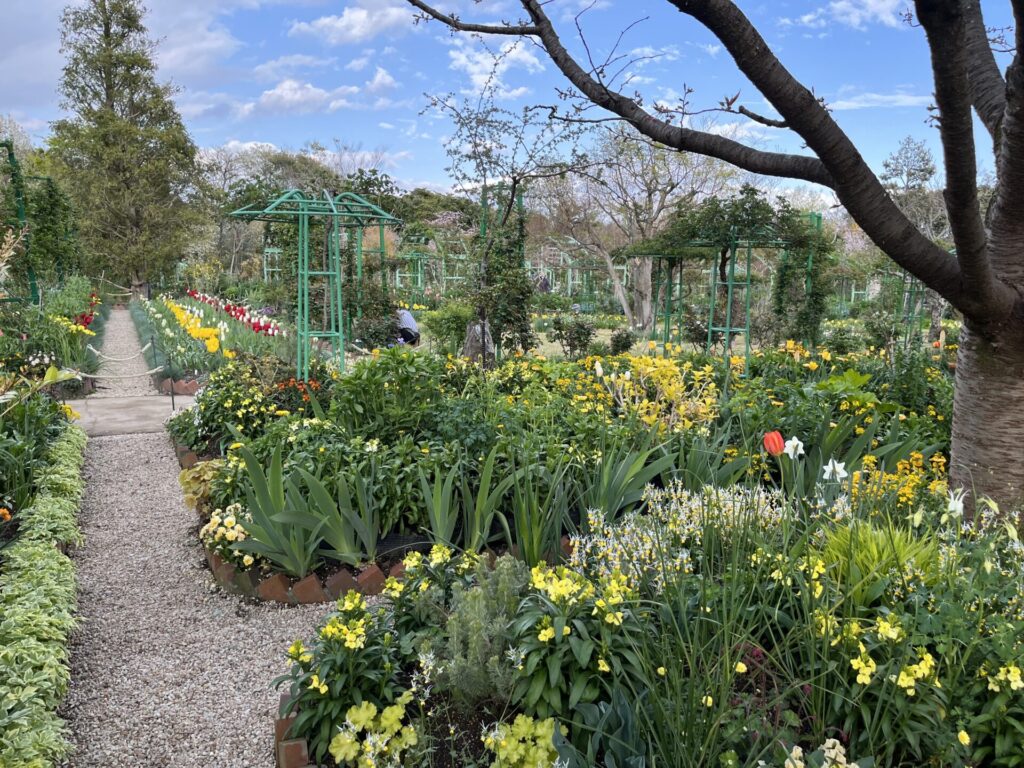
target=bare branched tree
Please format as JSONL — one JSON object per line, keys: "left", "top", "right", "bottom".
{"left": 406, "top": 0, "right": 1024, "bottom": 512}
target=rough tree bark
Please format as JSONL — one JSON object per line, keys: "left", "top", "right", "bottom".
{"left": 406, "top": 0, "right": 1024, "bottom": 511}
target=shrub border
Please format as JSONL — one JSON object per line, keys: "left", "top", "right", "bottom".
{"left": 0, "top": 423, "right": 87, "bottom": 767}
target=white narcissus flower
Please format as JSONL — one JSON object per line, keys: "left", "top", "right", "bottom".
{"left": 594, "top": 361, "right": 604, "bottom": 378}
{"left": 783, "top": 436, "right": 805, "bottom": 459}
{"left": 823, "top": 458, "right": 848, "bottom": 481}
{"left": 947, "top": 488, "right": 966, "bottom": 517}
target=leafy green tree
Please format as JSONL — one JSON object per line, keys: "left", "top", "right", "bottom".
{"left": 49, "top": 0, "right": 196, "bottom": 289}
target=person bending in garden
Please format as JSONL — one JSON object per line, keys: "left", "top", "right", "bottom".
{"left": 396, "top": 307, "right": 420, "bottom": 346}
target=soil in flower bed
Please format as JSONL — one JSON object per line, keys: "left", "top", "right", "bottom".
{"left": 420, "top": 694, "right": 500, "bottom": 768}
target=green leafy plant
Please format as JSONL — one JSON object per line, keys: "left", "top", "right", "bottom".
{"left": 418, "top": 461, "right": 462, "bottom": 546}
{"left": 233, "top": 445, "right": 323, "bottom": 579}
{"left": 460, "top": 446, "right": 515, "bottom": 552}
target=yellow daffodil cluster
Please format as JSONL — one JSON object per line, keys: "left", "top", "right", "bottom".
{"left": 329, "top": 691, "right": 419, "bottom": 767}
{"left": 481, "top": 714, "right": 565, "bottom": 768}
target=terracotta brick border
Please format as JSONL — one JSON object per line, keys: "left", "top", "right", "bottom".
{"left": 275, "top": 694, "right": 315, "bottom": 768}
{"left": 205, "top": 547, "right": 406, "bottom": 605}
{"left": 158, "top": 376, "right": 202, "bottom": 396}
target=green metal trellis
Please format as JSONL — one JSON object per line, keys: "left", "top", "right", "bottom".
{"left": 231, "top": 189, "right": 400, "bottom": 380}
{"left": 262, "top": 246, "right": 282, "bottom": 282}
{"left": 1, "top": 140, "right": 40, "bottom": 304}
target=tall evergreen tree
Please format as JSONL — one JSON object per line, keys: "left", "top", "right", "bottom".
{"left": 50, "top": 0, "right": 196, "bottom": 288}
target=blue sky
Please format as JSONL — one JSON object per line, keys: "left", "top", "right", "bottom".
{"left": 0, "top": 0, "right": 1012, "bottom": 191}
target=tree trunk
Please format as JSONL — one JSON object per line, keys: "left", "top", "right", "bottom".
{"left": 926, "top": 290, "right": 945, "bottom": 343}
{"left": 630, "top": 256, "right": 654, "bottom": 331}
{"left": 950, "top": 323, "right": 1024, "bottom": 514}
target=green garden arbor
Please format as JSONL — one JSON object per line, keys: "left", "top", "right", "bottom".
{"left": 648, "top": 213, "right": 822, "bottom": 375}
{"left": 230, "top": 190, "right": 399, "bottom": 380}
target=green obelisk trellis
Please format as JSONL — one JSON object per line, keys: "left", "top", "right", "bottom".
{"left": 230, "top": 190, "right": 399, "bottom": 381}
{"left": 1, "top": 140, "right": 40, "bottom": 305}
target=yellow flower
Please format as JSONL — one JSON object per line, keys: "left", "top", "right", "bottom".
{"left": 958, "top": 730, "right": 970, "bottom": 747}
{"left": 308, "top": 674, "right": 328, "bottom": 695}
{"left": 597, "top": 657, "right": 611, "bottom": 673}
{"left": 538, "top": 626, "right": 555, "bottom": 643}
{"left": 657, "top": 666, "right": 667, "bottom": 677}
{"left": 383, "top": 577, "right": 404, "bottom": 598}
{"left": 735, "top": 661, "right": 748, "bottom": 674}
{"left": 242, "top": 554, "right": 254, "bottom": 568}
{"left": 702, "top": 694, "right": 714, "bottom": 707}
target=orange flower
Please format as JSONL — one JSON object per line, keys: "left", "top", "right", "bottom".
{"left": 763, "top": 431, "right": 785, "bottom": 457}
{"left": 0, "top": 508, "right": 11, "bottom": 523}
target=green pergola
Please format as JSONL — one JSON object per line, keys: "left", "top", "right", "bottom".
{"left": 230, "top": 190, "right": 400, "bottom": 380}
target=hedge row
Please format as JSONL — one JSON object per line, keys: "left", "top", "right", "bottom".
{"left": 0, "top": 425, "right": 87, "bottom": 767}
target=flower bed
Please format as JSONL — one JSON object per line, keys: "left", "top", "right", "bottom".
{"left": 271, "top": 478, "right": 1022, "bottom": 767}
{"left": 184, "top": 288, "right": 285, "bottom": 337}
{"left": 0, "top": 424, "right": 86, "bottom": 767}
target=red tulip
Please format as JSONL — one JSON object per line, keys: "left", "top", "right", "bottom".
{"left": 763, "top": 431, "right": 785, "bottom": 457}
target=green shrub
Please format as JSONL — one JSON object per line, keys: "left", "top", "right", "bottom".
{"left": 609, "top": 327, "right": 636, "bottom": 355}
{"left": 443, "top": 555, "right": 528, "bottom": 709}
{"left": 548, "top": 314, "right": 596, "bottom": 360}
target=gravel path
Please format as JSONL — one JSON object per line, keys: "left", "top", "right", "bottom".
{"left": 62, "top": 312, "right": 329, "bottom": 767}
{"left": 91, "top": 308, "right": 157, "bottom": 398}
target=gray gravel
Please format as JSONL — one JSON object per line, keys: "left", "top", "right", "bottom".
{"left": 62, "top": 311, "right": 329, "bottom": 767}
{"left": 62, "top": 435, "right": 327, "bottom": 768}
{"left": 91, "top": 308, "right": 159, "bottom": 398}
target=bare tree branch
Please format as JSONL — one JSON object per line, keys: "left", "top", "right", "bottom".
{"left": 962, "top": 0, "right": 1007, "bottom": 141}
{"left": 737, "top": 105, "right": 788, "bottom": 128}
{"left": 405, "top": 0, "right": 538, "bottom": 35}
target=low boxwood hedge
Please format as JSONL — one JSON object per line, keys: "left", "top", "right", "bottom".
{"left": 0, "top": 425, "right": 86, "bottom": 767}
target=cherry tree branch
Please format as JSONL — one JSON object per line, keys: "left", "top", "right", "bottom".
{"left": 987, "top": 2, "right": 1024, "bottom": 282}
{"left": 405, "top": 0, "right": 538, "bottom": 35}
{"left": 916, "top": 0, "right": 996, "bottom": 309}
{"left": 962, "top": 0, "right": 1007, "bottom": 141}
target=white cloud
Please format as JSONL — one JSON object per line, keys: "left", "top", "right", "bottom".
{"left": 447, "top": 39, "right": 544, "bottom": 99}
{"left": 365, "top": 66, "right": 397, "bottom": 93}
{"left": 248, "top": 79, "right": 361, "bottom": 115}
{"left": 220, "top": 139, "right": 277, "bottom": 154}
{"left": 289, "top": 2, "right": 412, "bottom": 46}
{"left": 378, "top": 122, "right": 396, "bottom": 129}
{"left": 830, "top": 91, "right": 931, "bottom": 109}
{"left": 781, "top": 1, "right": 905, "bottom": 30}
{"left": 346, "top": 56, "right": 371, "bottom": 72}
{"left": 253, "top": 54, "right": 336, "bottom": 82}
{"left": 628, "top": 45, "right": 680, "bottom": 70}
{"left": 176, "top": 90, "right": 251, "bottom": 121}
{"left": 828, "top": 0, "right": 904, "bottom": 28}
{"left": 696, "top": 43, "right": 722, "bottom": 57}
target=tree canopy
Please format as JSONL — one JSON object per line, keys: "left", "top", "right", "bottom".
{"left": 49, "top": 0, "right": 196, "bottom": 287}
